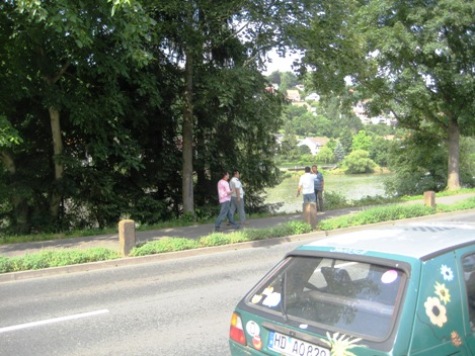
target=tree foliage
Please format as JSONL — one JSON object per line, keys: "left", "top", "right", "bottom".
{"left": 289, "top": 0, "right": 475, "bottom": 191}
{"left": 351, "top": 130, "right": 373, "bottom": 152}
{"left": 342, "top": 150, "right": 377, "bottom": 174}
{"left": 0, "top": 0, "right": 157, "bottom": 232}
{"left": 316, "top": 146, "right": 334, "bottom": 164}
{"left": 385, "top": 131, "right": 475, "bottom": 196}
{"left": 358, "top": 0, "right": 475, "bottom": 190}
{"left": 0, "top": 0, "right": 293, "bottom": 233}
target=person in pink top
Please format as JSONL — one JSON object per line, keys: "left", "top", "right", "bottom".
{"left": 215, "top": 171, "right": 239, "bottom": 231}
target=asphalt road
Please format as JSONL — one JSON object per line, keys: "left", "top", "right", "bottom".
{"left": 0, "top": 239, "right": 299, "bottom": 356}
{"left": 1, "top": 211, "right": 475, "bottom": 356}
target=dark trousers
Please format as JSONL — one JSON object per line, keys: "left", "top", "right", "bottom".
{"left": 315, "top": 190, "right": 324, "bottom": 212}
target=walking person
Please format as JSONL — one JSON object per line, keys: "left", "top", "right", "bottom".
{"left": 215, "top": 171, "right": 239, "bottom": 231}
{"left": 297, "top": 166, "right": 316, "bottom": 204}
{"left": 230, "top": 169, "right": 246, "bottom": 226}
{"left": 312, "top": 165, "right": 325, "bottom": 212}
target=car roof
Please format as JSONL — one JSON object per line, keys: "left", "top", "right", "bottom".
{"left": 297, "top": 224, "right": 475, "bottom": 261}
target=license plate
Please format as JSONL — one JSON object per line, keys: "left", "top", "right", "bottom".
{"left": 268, "top": 331, "right": 330, "bottom": 356}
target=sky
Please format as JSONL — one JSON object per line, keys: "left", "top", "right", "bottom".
{"left": 262, "top": 49, "right": 302, "bottom": 75}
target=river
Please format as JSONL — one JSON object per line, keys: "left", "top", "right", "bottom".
{"left": 264, "top": 173, "right": 390, "bottom": 214}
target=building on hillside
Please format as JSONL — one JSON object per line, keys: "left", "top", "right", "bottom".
{"left": 297, "top": 137, "right": 330, "bottom": 155}
{"left": 353, "top": 101, "right": 396, "bottom": 126}
{"left": 305, "top": 93, "right": 320, "bottom": 102}
{"left": 286, "top": 89, "right": 301, "bottom": 102}
{"left": 274, "top": 133, "right": 284, "bottom": 146}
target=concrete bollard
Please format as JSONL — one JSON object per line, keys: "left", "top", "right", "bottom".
{"left": 303, "top": 202, "right": 318, "bottom": 230}
{"left": 424, "top": 191, "right": 436, "bottom": 207}
{"left": 119, "top": 219, "right": 136, "bottom": 257}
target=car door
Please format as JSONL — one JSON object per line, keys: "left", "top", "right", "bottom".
{"left": 410, "top": 250, "right": 472, "bottom": 355}
{"left": 458, "top": 246, "right": 475, "bottom": 355}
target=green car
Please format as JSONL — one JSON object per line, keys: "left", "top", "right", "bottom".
{"left": 229, "top": 225, "right": 475, "bottom": 355}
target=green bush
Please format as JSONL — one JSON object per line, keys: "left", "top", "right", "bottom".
{"left": 200, "top": 231, "right": 250, "bottom": 246}
{"left": 0, "top": 248, "right": 120, "bottom": 273}
{"left": 19, "top": 252, "right": 53, "bottom": 270}
{"left": 130, "top": 237, "right": 200, "bottom": 256}
{"left": 319, "top": 204, "right": 435, "bottom": 230}
{"left": 245, "top": 221, "right": 312, "bottom": 241}
{"left": 287, "top": 220, "right": 312, "bottom": 235}
{"left": 0, "top": 257, "right": 13, "bottom": 273}
{"left": 256, "top": 225, "right": 293, "bottom": 239}
{"left": 342, "top": 150, "right": 377, "bottom": 174}
{"left": 323, "top": 190, "right": 350, "bottom": 210}
{"left": 438, "top": 197, "right": 475, "bottom": 212}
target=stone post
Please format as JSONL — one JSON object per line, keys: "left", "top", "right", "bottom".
{"left": 424, "top": 191, "right": 436, "bottom": 207}
{"left": 119, "top": 219, "right": 136, "bottom": 257}
{"left": 303, "top": 202, "right": 318, "bottom": 230}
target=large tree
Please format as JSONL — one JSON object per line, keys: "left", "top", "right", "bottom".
{"left": 151, "top": 0, "right": 316, "bottom": 214}
{"left": 295, "top": 0, "right": 475, "bottom": 190}
{"left": 0, "top": 0, "right": 155, "bottom": 231}
{"left": 0, "top": 0, "right": 292, "bottom": 233}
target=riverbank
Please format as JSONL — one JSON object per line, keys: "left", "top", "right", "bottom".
{"left": 265, "top": 172, "right": 391, "bottom": 213}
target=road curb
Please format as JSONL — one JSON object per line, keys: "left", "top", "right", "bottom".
{"left": 1, "top": 208, "right": 474, "bottom": 283}
{"left": 0, "top": 232, "right": 324, "bottom": 283}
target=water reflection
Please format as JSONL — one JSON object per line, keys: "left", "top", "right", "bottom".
{"left": 264, "top": 173, "right": 389, "bottom": 214}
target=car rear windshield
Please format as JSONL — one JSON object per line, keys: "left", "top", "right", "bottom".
{"left": 246, "top": 256, "right": 406, "bottom": 340}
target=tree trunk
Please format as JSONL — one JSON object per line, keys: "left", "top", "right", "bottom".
{"left": 1, "top": 152, "right": 15, "bottom": 174}
{"left": 447, "top": 118, "right": 461, "bottom": 190}
{"left": 182, "top": 50, "right": 194, "bottom": 214}
{"left": 42, "top": 61, "right": 69, "bottom": 223}
{"left": 1, "top": 152, "right": 29, "bottom": 232}
{"left": 49, "top": 106, "right": 64, "bottom": 219}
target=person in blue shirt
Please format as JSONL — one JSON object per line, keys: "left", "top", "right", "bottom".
{"left": 312, "top": 165, "right": 324, "bottom": 212}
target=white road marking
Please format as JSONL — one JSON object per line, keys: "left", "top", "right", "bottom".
{"left": 0, "top": 309, "right": 109, "bottom": 334}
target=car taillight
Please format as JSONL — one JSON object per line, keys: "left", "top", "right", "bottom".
{"left": 229, "top": 312, "right": 246, "bottom": 345}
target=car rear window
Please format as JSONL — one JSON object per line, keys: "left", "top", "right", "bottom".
{"left": 246, "top": 256, "right": 405, "bottom": 340}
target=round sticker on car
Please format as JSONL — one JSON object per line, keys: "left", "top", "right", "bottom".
{"left": 246, "top": 320, "right": 260, "bottom": 337}
{"left": 381, "top": 270, "right": 398, "bottom": 284}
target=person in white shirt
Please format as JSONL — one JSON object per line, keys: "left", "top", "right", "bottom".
{"left": 230, "top": 169, "right": 246, "bottom": 226}
{"left": 296, "top": 166, "right": 316, "bottom": 203}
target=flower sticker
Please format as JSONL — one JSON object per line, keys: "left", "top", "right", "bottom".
{"left": 321, "top": 332, "right": 366, "bottom": 356}
{"left": 440, "top": 265, "right": 454, "bottom": 281}
{"left": 451, "top": 331, "right": 462, "bottom": 347}
{"left": 424, "top": 296, "right": 448, "bottom": 327}
{"left": 434, "top": 282, "right": 451, "bottom": 305}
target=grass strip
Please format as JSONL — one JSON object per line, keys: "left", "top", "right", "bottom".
{"left": 0, "top": 248, "right": 120, "bottom": 274}
{"left": 2, "top": 198, "right": 475, "bottom": 274}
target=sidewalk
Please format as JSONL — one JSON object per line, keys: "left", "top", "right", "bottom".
{"left": 1, "top": 193, "right": 474, "bottom": 258}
